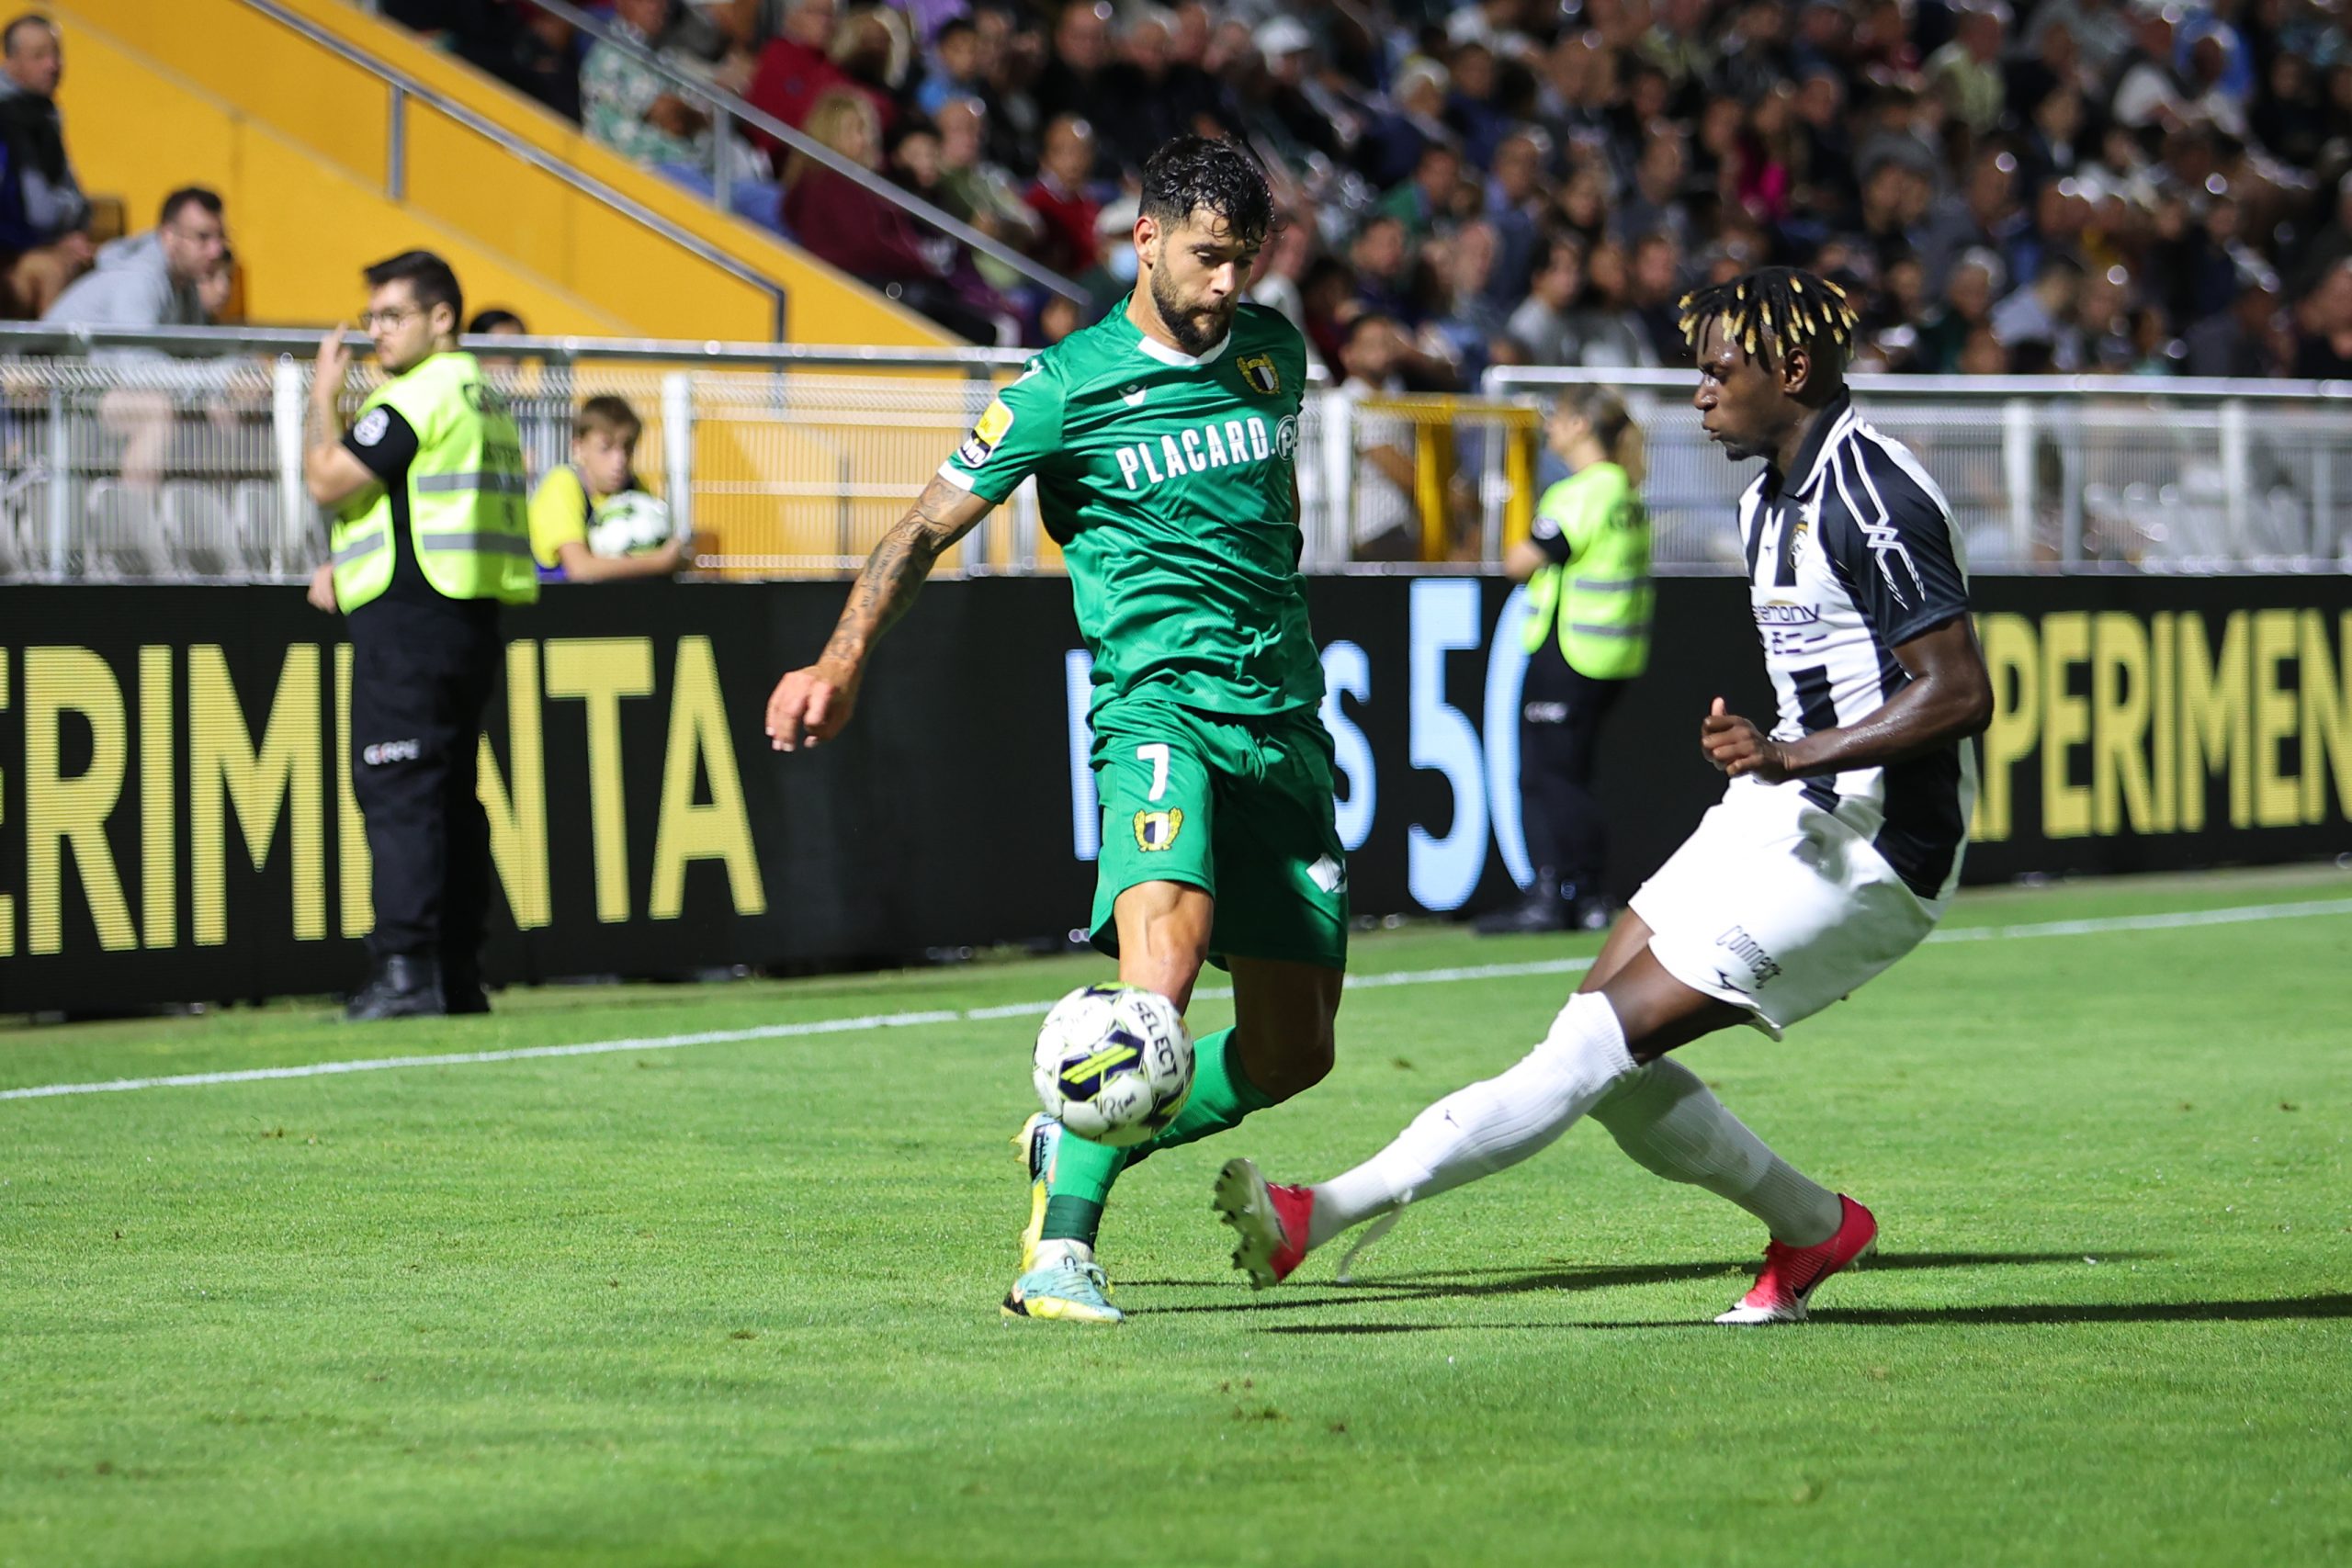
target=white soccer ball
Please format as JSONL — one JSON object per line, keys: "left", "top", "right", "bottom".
{"left": 588, "top": 490, "right": 673, "bottom": 557}
{"left": 1032, "top": 984, "right": 1194, "bottom": 1148}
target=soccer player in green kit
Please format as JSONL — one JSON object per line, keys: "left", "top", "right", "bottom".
{"left": 765, "top": 136, "right": 1346, "bottom": 1325}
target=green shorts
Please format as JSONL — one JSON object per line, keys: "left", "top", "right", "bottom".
{"left": 1088, "top": 695, "right": 1350, "bottom": 972}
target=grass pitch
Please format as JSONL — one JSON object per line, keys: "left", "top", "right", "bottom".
{"left": 4, "top": 867, "right": 2348, "bottom": 1568}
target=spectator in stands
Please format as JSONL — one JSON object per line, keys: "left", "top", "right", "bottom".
{"left": 1570, "top": 239, "right": 1658, "bottom": 367}
{"left": 1073, "top": 193, "right": 1136, "bottom": 321}
{"left": 2184, "top": 267, "right": 2284, "bottom": 379}
{"left": 1023, "top": 114, "right": 1100, "bottom": 276}
{"left": 1095, "top": 6, "right": 1219, "bottom": 174}
{"left": 913, "top": 17, "right": 983, "bottom": 118}
{"left": 42, "top": 188, "right": 229, "bottom": 487}
{"left": 1992, "top": 252, "right": 2086, "bottom": 370}
{"left": 583, "top": 0, "right": 775, "bottom": 224}
{"left": 44, "top": 186, "right": 225, "bottom": 332}
{"left": 1928, "top": 0, "right": 2009, "bottom": 135}
{"left": 528, "top": 395, "right": 687, "bottom": 581}
{"left": 467, "top": 307, "right": 527, "bottom": 376}
{"left": 746, "top": 0, "right": 843, "bottom": 149}
{"left": 1508, "top": 233, "right": 1585, "bottom": 366}
{"left": 1334, "top": 312, "right": 1419, "bottom": 561}
{"left": 0, "top": 13, "right": 88, "bottom": 318}
{"left": 1628, "top": 231, "right": 1690, "bottom": 362}
{"left": 2291, "top": 259, "right": 2352, "bottom": 380}
{"left": 584, "top": 0, "right": 717, "bottom": 168}
{"left": 1034, "top": 0, "right": 1118, "bottom": 148}
{"left": 1615, "top": 128, "right": 1694, "bottom": 256}
{"left": 376, "top": 0, "right": 2352, "bottom": 374}
{"left": 783, "top": 87, "right": 1009, "bottom": 342}
{"left": 931, "top": 95, "right": 1042, "bottom": 288}
{"left": 1484, "top": 130, "right": 1548, "bottom": 308}
{"left": 1378, "top": 142, "right": 1464, "bottom": 242}
{"left": 1917, "top": 248, "right": 2006, "bottom": 372}
{"left": 1426, "top": 220, "right": 1510, "bottom": 385}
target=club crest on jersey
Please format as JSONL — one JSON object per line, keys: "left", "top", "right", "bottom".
{"left": 1133, "top": 808, "right": 1184, "bottom": 852}
{"left": 957, "top": 398, "right": 1015, "bottom": 468}
{"left": 1237, "top": 353, "right": 1281, "bottom": 395}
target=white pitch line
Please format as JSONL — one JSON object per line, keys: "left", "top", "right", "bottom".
{"left": 5, "top": 897, "right": 2347, "bottom": 1105}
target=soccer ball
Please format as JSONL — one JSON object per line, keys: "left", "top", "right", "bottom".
{"left": 588, "top": 490, "right": 673, "bottom": 557}
{"left": 1032, "top": 984, "right": 1194, "bottom": 1148}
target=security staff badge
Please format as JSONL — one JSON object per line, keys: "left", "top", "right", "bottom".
{"left": 957, "top": 398, "right": 1014, "bottom": 468}
{"left": 1237, "top": 354, "right": 1281, "bottom": 396}
{"left": 1133, "top": 808, "right": 1184, "bottom": 852}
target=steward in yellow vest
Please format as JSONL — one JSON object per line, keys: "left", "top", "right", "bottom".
{"left": 1479, "top": 387, "right": 1653, "bottom": 936}
{"left": 301, "top": 250, "right": 532, "bottom": 1021}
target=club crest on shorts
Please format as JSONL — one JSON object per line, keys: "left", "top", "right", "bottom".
{"left": 957, "top": 397, "right": 1015, "bottom": 468}
{"left": 1237, "top": 354, "right": 1281, "bottom": 396}
{"left": 1133, "top": 807, "right": 1184, "bottom": 852}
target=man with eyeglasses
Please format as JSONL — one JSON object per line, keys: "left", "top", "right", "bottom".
{"left": 41, "top": 185, "right": 223, "bottom": 331}
{"left": 303, "top": 250, "right": 538, "bottom": 1021}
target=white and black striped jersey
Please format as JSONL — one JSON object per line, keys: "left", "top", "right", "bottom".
{"left": 1736, "top": 390, "right": 1978, "bottom": 904}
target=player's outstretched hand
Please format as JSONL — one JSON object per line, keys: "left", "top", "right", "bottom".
{"left": 1701, "top": 696, "right": 1791, "bottom": 783}
{"left": 767, "top": 661, "right": 859, "bottom": 752}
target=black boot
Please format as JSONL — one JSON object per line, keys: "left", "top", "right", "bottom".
{"left": 1475, "top": 872, "right": 1571, "bottom": 935}
{"left": 441, "top": 959, "right": 492, "bottom": 1015}
{"left": 345, "top": 953, "right": 447, "bottom": 1021}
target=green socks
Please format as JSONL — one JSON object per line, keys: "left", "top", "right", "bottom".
{"left": 1039, "top": 1027, "right": 1274, "bottom": 1246}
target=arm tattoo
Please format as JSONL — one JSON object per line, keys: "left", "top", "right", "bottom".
{"left": 818, "top": 479, "right": 983, "bottom": 669}
{"left": 304, "top": 397, "right": 340, "bottom": 463}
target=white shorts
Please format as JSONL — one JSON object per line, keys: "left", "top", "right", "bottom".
{"left": 1628, "top": 778, "right": 1951, "bottom": 1040}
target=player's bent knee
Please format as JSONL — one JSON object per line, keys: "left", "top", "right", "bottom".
{"left": 1234, "top": 1021, "right": 1334, "bottom": 1102}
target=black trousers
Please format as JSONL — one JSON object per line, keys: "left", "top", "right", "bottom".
{"left": 1518, "top": 653, "right": 1628, "bottom": 895}
{"left": 347, "top": 603, "right": 502, "bottom": 971}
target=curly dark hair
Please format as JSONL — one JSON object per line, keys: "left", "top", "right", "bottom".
{"left": 1679, "top": 266, "right": 1859, "bottom": 377}
{"left": 1139, "top": 134, "right": 1273, "bottom": 246}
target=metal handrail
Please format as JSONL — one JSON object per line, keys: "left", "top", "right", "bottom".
{"left": 0, "top": 321, "right": 1032, "bottom": 370}
{"left": 1485, "top": 364, "right": 2352, "bottom": 401}
{"left": 363, "top": 0, "right": 1089, "bottom": 306}
{"left": 241, "top": 0, "right": 791, "bottom": 339}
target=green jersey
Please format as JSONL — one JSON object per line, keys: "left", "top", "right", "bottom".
{"left": 936, "top": 301, "right": 1322, "bottom": 717}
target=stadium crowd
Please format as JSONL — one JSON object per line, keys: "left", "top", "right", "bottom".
{"left": 368, "top": 0, "right": 2352, "bottom": 373}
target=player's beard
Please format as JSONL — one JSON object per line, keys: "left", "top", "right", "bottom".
{"left": 1151, "top": 267, "right": 1236, "bottom": 357}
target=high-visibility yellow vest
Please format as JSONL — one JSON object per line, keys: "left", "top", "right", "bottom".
{"left": 329, "top": 350, "right": 537, "bottom": 612}
{"left": 1521, "top": 461, "right": 1652, "bottom": 681}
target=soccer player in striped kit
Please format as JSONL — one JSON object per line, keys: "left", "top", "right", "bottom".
{"left": 1215, "top": 267, "right": 1996, "bottom": 1324}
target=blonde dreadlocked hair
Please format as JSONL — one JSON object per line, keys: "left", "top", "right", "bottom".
{"left": 1677, "top": 266, "right": 1860, "bottom": 374}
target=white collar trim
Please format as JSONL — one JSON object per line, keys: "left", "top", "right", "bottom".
{"left": 1133, "top": 328, "right": 1232, "bottom": 367}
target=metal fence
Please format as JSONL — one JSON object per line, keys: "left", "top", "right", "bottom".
{"left": 5, "top": 326, "right": 2348, "bottom": 581}
{"left": 1485, "top": 367, "right": 2352, "bottom": 574}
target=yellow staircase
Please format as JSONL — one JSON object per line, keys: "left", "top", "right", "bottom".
{"left": 53, "top": 0, "right": 954, "bottom": 344}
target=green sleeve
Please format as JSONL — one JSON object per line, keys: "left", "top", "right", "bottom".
{"left": 528, "top": 467, "right": 588, "bottom": 570}
{"left": 935, "top": 357, "right": 1066, "bottom": 505}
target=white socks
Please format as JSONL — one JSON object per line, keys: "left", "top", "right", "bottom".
{"left": 1032, "top": 1239, "right": 1094, "bottom": 1270}
{"left": 1307, "top": 992, "right": 1636, "bottom": 1248}
{"left": 1303, "top": 992, "right": 1844, "bottom": 1254}
{"left": 1589, "top": 1058, "right": 1841, "bottom": 1246}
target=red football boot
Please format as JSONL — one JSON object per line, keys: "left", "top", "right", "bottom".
{"left": 1715, "top": 1194, "right": 1878, "bottom": 1325}
{"left": 1211, "top": 1157, "right": 1312, "bottom": 1289}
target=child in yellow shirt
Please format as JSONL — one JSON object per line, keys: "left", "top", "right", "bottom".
{"left": 528, "top": 395, "right": 688, "bottom": 581}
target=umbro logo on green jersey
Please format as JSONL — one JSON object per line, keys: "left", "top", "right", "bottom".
{"left": 1114, "top": 415, "right": 1279, "bottom": 491}
{"left": 1121, "top": 383, "right": 1148, "bottom": 408}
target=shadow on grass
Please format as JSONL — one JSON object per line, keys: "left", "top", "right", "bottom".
{"left": 1131, "top": 1252, "right": 2159, "bottom": 1316}
{"left": 1255, "top": 1293, "right": 2352, "bottom": 1334}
